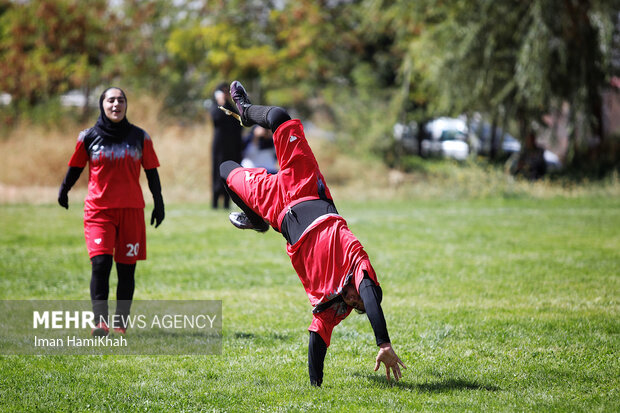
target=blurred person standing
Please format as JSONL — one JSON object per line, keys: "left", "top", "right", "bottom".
{"left": 241, "top": 125, "right": 278, "bottom": 174}
{"left": 511, "top": 130, "right": 547, "bottom": 180}
{"left": 57, "top": 87, "right": 165, "bottom": 336}
{"left": 209, "top": 82, "right": 243, "bottom": 209}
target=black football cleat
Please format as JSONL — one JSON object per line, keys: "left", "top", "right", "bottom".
{"left": 229, "top": 81, "right": 254, "bottom": 126}
{"left": 229, "top": 212, "right": 269, "bottom": 232}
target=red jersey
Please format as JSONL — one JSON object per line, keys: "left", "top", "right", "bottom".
{"left": 68, "top": 126, "right": 160, "bottom": 210}
{"left": 226, "top": 119, "right": 379, "bottom": 346}
{"left": 290, "top": 215, "right": 379, "bottom": 346}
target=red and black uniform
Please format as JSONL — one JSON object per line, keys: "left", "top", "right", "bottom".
{"left": 222, "top": 109, "right": 390, "bottom": 386}
{"left": 68, "top": 126, "right": 160, "bottom": 262}
{"left": 58, "top": 87, "right": 164, "bottom": 333}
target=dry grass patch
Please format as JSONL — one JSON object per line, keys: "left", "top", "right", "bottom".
{"left": 1, "top": 99, "right": 619, "bottom": 204}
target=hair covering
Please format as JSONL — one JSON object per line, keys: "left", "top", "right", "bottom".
{"left": 93, "top": 87, "right": 133, "bottom": 141}
{"left": 215, "top": 81, "right": 229, "bottom": 93}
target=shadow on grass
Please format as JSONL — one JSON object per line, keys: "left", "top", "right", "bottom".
{"left": 359, "top": 374, "right": 500, "bottom": 392}
{"left": 230, "top": 331, "right": 292, "bottom": 342}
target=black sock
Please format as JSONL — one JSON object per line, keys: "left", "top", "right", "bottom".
{"left": 115, "top": 262, "right": 136, "bottom": 329}
{"left": 244, "top": 105, "right": 272, "bottom": 128}
{"left": 90, "top": 254, "right": 113, "bottom": 325}
{"left": 266, "top": 106, "right": 291, "bottom": 132}
{"left": 245, "top": 105, "right": 291, "bottom": 132}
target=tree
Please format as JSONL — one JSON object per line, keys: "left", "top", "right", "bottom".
{"left": 163, "top": 0, "right": 279, "bottom": 111}
{"left": 163, "top": 0, "right": 406, "bottom": 116}
{"left": 0, "top": 0, "right": 184, "bottom": 121}
{"left": 405, "top": 0, "right": 619, "bottom": 168}
{"left": 0, "top": 0, "right": 119, "bottom": 115}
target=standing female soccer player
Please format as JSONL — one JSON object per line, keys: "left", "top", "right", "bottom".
{"left": 219, "top": 81, "right": 406, "bottom": 386}
{"left": 58, "top": 87, "right": 165, "bottom": 336}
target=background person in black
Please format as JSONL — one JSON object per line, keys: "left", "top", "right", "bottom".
{"left": 209, "top": 82, "right": 243, "bottom": 209}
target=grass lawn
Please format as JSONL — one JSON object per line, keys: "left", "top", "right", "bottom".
{"left": 0, "top": 197, "right": 618, "bottom": 411}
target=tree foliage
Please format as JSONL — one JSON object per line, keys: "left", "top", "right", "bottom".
{"left": 1, "top": 0, "right": 618, "bottom": 172}
{"left": 0, "top": 0, "right": 114, "bottom": 105}
{"left": 406, "top": 0, "right": 617, "bottom": 145}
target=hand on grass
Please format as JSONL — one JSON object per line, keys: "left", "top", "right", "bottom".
{"left": 374, "top": 343, "right": 406, "bottom": 382}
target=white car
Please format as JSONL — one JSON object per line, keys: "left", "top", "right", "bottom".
{"left": 439, "top": 138, "right": 469, "bottom": 161}
{"left": 421, "top": 117, "right": 470, "bottom": 160}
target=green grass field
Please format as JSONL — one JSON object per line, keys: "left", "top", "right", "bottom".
{"left": 0, "top": 197, "right": 618, "bottom": 411}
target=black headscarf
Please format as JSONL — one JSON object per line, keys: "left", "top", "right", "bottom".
{"left": 93, "top": 87, "right": 134, "bottom": 141}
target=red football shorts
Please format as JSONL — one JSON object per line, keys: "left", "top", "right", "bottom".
{"left": 83, "top": 208, "right": 146, "bottom": 264}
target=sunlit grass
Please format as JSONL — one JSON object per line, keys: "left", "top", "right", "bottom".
{"left": 0, "top": 197, "right": 618, "bottom": 411}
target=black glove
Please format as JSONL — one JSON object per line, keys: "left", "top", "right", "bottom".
{"left": 58, "top": 166, "right": 83, "bottom": 209}
{"left": 58, "top": 185, "right": 69, "bottom": 209}
{"left": 150, "top": 195, "right": 165, "bottom": 228}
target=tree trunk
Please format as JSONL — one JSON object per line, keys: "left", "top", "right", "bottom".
{"left": 489, "top": 112, "right": 499, "bottom": 161}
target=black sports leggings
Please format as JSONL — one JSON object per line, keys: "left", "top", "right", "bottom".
{"left": 90, "top": 254, "right": 135, "bottom": 327}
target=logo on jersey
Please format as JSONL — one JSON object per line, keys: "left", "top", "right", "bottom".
{"left": 91, "top": 142, "right": 142, "bottom": 163}
{"left": 289, "top": 135, "right": 298, "bottom": 143}
{"left": 245, "top": 171, "right": 252, "bottom": 181}
{"left": 94, "top": 238, "right": 102, "bottom": 245}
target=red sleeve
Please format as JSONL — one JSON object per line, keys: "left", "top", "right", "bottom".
{"left": 68, "top": 132, "right": 89, "bottom": 168}
{"left": 142, "top": 132, "right": 160, "bottom": 170}
{"left": 309, "top": 304, "right": 352, "bottom": 347}
{"left": 354, "top": 257, "right": 379, "bottom": 292}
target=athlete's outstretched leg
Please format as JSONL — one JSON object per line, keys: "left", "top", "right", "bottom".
{"left": 230, "top": 81, "right": 290, "bottom": 132}
{"left": 220, "top": 160, "right": 269, "bottom": 232}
